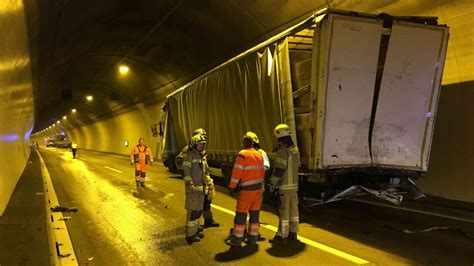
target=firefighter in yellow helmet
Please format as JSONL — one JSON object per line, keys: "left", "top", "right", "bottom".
{"left": 269, "top": 124, "right": 300, "bottom": 244}
{"left": 183, "top": 133, "right": 214, "bottom": 244}
{"left": 176, "top": 129, "right": 219, "bottom": 228}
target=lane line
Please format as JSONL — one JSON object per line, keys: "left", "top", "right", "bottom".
{"left": 104, "top": 166, "right": 123, "bottom": 174}
{"left": 351, "top": 199, "right": 474, "bottom": 224}
{"left": 211, "top": 204, "right": 370, "bottom": 265}
{"left": 36, "top": 150, "right": 78, "bottom": 266}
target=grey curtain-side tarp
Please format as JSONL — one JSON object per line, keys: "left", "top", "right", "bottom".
{"left": 163, "top": 39, "right": 295, "bottom": 165}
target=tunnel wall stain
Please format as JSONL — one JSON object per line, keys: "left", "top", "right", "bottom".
{"left": 0, "top": 1, "right": 35, "bottom": 215}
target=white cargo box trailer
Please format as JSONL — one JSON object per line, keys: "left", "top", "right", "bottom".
{"left": 161, "top": 9, "right": 449, "bottom": 204}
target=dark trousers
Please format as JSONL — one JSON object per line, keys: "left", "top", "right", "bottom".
{"left": 203, "top": 195, "right": 213, "bottom": 219}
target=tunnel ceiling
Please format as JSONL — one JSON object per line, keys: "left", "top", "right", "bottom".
{"left": 29, "top": 0, "right": 463, "bottom": 132}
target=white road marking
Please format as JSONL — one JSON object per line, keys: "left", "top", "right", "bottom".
{"left": 36, "top": 150, "right": 78, "bottom": 265}
{"left": 211, "top": 204, "right": 370, "bottom": 265}
{"left": 104, "top": 166, "right": 123, "bottom": 173}
{"left": 351, "top": 199, "right": 474, "bottom": 224}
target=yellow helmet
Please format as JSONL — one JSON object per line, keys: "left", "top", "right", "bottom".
{"left": 274, "top": 124, "right": 291, "bottom": 138}
{"left": 243, "top": 131, "right": 259, "bottom": 144}
{"left": 191, "top": 134, "right": 207, "bottom": 145}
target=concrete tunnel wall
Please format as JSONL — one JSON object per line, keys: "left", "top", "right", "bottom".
{"left": 0, "top": 1, "right": 35, "bottom": 215}
{"left": 66, "top": 103, "right": 164, "bottom": 160}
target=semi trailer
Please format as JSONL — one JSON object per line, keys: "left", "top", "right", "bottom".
{"left": 160, "top": 9, "right": 449, "bottom": 205}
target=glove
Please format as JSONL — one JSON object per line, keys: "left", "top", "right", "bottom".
{"left": 268, "top": 183, "right": 275, "bottom": 193}
{"left": 130, "top": 160, "right": 134, "bottom": 165}
{"left": 228, "top": 187, "right": 237, "bottom": 197}
{"left": 187, "top": 182, "right": 195, "bottom": 191}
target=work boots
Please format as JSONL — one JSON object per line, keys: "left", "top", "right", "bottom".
{"left": 288, "top": 232, "right": 298, "bottom": 241}
{"left": 225, "top": 235, "right": 243, "bottom": 247}
{"left": 203, "top": 218, "right": 220, "bottom": 228}
{"left": 245, "top": 235, "right": 258, "bottom": 246}
{"left": 186, "top": 234, "right": 201, "bottom": 245}
{"left": 269, "top": 235, "right": 288, "bottom": 245}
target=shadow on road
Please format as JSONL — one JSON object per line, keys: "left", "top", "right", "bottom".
{"left": 215, "top": 244, "right": 259, "bottom": 262}
{"left": 265, "top": 240, "right": 306, "bottom": 257}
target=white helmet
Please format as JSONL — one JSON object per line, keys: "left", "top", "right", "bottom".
{"left": 274, "top": 124, "right": 291, "bottom": 138}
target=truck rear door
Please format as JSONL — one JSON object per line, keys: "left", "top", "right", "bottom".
{"left": 371, "top": 22, "right": 449, "bottom": 171}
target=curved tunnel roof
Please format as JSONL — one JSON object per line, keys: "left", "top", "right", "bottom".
{"left": 27, "top": 0, "right": 474, "bottom": 132}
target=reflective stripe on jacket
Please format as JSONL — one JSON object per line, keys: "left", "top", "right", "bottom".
{"left": 270, "top": 145, "right": 300, "bottom": 192}
{"left": 183, "top": 149, "right": 209, "bottom": 192}
{"left": 230, "top": 148, "right": 264, "bottom": 191}
{"left": 130, "top": 145, "right": 153, "bottom": 164}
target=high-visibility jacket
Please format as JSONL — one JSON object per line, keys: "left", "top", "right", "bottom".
{"left": 230, "top": 148, "right": 265, "bottom": 191}
{"left": 130, "top": 145, "right": 153, "bottom": 164}
{"left": 182, "top": 149, "right": 213, "bottom": 192}
{"left": 270, "top": 144, "right": 300, "bottom": 193}
{"left": 258, "top": 148, "right": 270, "bottom": 170}
{"left": 71, "top": 143, "right": 78, "bottom": 149}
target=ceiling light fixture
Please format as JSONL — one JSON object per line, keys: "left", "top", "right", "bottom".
{"left": 119, "top": 65, "right": 129, "bottom": 75}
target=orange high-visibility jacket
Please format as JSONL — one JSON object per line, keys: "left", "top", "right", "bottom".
{"left": 130, "top": 145, "right": 153, "bottom": 164}
{"left": 230, "top": 148, "right": 265, "bottom": 190}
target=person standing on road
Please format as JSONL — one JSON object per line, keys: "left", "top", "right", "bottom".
{"left": 71, "top": 141, "right": 78, "bottom": 158}
{"left": 226, "top": 133, "right": 265, "bottom": 247}
{"left": 130, "top": 137, "right": 153, "bottom": 188}
{"left": 183, "top": 133, "right": 209, "bottom": 244}
{"left": 269, "top": 124, "right": 300, "bottom": 245}
{"left": 176, "top": 128, "right": 220, "bottom": 228}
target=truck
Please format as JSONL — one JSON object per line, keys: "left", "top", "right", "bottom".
{"left": 160, "top": 9, "right": 449, "bottom": 205}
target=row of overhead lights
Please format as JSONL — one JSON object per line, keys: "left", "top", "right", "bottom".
{"left": 32, "top": 65, "right": 130, "bottom": 136}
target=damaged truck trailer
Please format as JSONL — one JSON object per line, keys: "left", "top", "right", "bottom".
{"left": 161, "top": 9, "right": 449, "bottom": 205}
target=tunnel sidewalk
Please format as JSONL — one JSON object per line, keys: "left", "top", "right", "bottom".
{"left": 0, "top": 150, "right": 49, "bottom": 265}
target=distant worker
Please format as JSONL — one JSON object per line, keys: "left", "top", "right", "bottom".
{"left": 183, "top": 133, "right": 211, "bottom": 244}
{"left": 130, "top": 137, "right": 153, "bottom": 188}
{"left": 269, "top": 124, "right": 300, "bottom": 244}
{"left": 71, "top": 141, "right": 78, "bottom": 158}
{"left": 226, "top": 133, "right": 265, "bottom": 247}
{"left": 176, "top": 128, "right": 219, "bottom": 228}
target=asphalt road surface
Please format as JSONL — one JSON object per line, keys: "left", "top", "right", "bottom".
{"left": 39, "top": 147, "right": 474, "bottom": 265}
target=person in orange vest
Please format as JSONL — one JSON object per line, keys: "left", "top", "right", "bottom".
{"left": 130, "top": 137, "right": 153, "bottom": 188}
{"left": 226, "top": 133, "right": 265, "bottom": 247}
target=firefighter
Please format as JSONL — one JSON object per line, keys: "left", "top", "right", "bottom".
{"left": 176, "top": 128, "right": 220, "bottom": 228}
{"left": 183, "top": 134, "right": 210, "bottom": 244}
{"left": 269, "top": 124, "right": 300, "bottom": 244}
{"left": 71, "top": 141, "right": 78, "bottom": 158}
{"left": 226, "top": 133, "right": 265, "bottom": 247}
{"left": 130, "top": 137, "right": 153, "bottom": 188}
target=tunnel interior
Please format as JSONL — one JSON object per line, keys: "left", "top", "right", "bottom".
{"left": 0, "top": 0, "right": 473, "bottom": 214}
